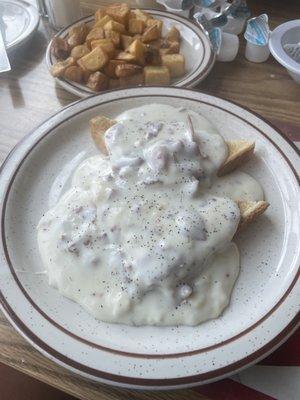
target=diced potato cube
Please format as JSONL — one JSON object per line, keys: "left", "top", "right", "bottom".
{"left": 108, "top": 79, "right": 121, "bottom": 89}
{"left": 81, "top": 68, "right": 92, "bottom": 83}
{"left": 127, "top": 39, "right": 146, "bottom": 65}
{"left": 105, "top": 30, "right": 121, "bottom": 47}
{"left": 70, "top": 44, "right": 90, "bottom": 60}
{"left": 144, "top": 45, "right": 161, "bottom": 65}
{"left": 144, "top": 66, "right": 170, "bottom": 85}
{"left": 77, "top": 47, "right": 109, "bottom": 72}
{"left": 133, "top": 34, "right": 143, "bottom": 41}
{"left": 120, "top": 73, "right": 144, "bottom": 88}
{"left": 168, "top": 41, "right": 180, "bottom": 53}
{"left": 142, "top": 25, "right": 160, "bottom": 43}
{"left": 130, "top": 9, "right": 150, "bottom": 22}
{"left": 86, "top": 28, "right": 105, "bottom": 46}
{"left": 161, "top": 54, "right": 185, "bottom": 78}
{"left": 159, "top": 41, "right": 180, "bottom": 56}
{"left": 148, "top": 38, "right": 163, "bottom": 49}
{"left": 67, "top": 24, "right": 89, "bottom": 48}
{"left": 128, "top": 19, "right": 145, "bottom": 34}
{"left": 115, "top": 51, "right": 136, "bottom": 63}
{"left": 95, "top": 8, "right": 107, "bottom": 22}
{"left": 115, "top": 63, "right": 143, "bottom": 78}
{"left": 103, "top": 59, "right": 126, "bottom": 78}
{"left": 50, "top": 57, "right": 75, "bottom": 77}
{"left": 166, "top": 26, "right": 181, "bottom": 42}
{"left": 146, "top": 19, "right": 163, "bottom": 35}
{"left": 121, "top": 34, "right": 134, "bottom": 50}
{"left": 90, "top": 39, "right": 115, "bottom": 58}
{"left": 87, "top": 71, "right": 109, "bottom": 91}
{"left": 68, "top": 23, "right": 89, "bottom": 39}
{"left": 104, "top": 20, "right": 126, "bottom": 34}
{"left": 64, "top": 66, "right": 83, "bottom": 83}
{"left": 93, "top": 15, "right": 112, "bottom": 29}
{"left": 106, "top": 3, "right": 129, "bottom": 25}
{"left": 90, "top": 116, "right": 116, "bottom": 153}
{"left": 51, "top": 37, "right": 70, "bottom": 60}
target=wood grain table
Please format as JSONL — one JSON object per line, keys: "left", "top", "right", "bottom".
{"left": 0, "top": 1, "right": 299, "bottom": 399}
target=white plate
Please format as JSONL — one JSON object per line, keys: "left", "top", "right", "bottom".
{"left": 0, "top": 0, "right": 40, "bottom": 53}
{"left": 0, "top": 87, "right": 299, "bottom": 390}
{"left": 46, "top": 10, "right": 215, "bottom": 98}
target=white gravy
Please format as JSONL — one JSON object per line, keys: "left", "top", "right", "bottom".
{"left": 37, "top": 104, "right": 264, "bottom": 326}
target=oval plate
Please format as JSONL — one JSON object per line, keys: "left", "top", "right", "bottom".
{"left": 0, "top": 87, "right": 299, "bottom": 389}
{"left": 46, "top": 10, "right": 215, "bottom": 98}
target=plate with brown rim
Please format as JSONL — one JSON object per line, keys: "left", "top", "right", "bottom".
{"left": 0, "top": 87, "right": 299, "bottom": 389}
{"left": 45, "top": 9, "right": 215, "bottom": 98}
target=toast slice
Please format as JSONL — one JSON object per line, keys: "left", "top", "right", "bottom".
{"left": 218, "top": 141, "right": 255, "bottom": 177}
{"left": 237, "top": 200, "right": 269, "bottom": 231}
{"left": 89, "top": 116, "right": 116, "bottom": 154}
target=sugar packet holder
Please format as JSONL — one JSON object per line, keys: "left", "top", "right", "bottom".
{"left": 244, "top": 14, "right": 270, "bottom": 62}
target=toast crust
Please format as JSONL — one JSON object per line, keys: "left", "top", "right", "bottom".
{"left": 218, "top": 140, "right": 255, "bottom": 177}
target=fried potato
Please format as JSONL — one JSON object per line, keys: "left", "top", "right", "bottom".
{"left": 166, "top": 26, "right": 181, "bottom": 42}
{"left": 142, "top": 24, "right": 160, "bottom": 43}
{"left": 105, "top": 30, "right": 121, "bottom": 47}
{"left": 70, "top": 43, "right": 90, "bottom": 60}
{"left": 146, "top": 19, "right": 163, "bottom": 35}
{"left": 161, "top": 54, "right": 185, "bottom": 78}
{"left": 103, "top": 59, "right": 127, "bottom": 78}
{"left": 50, "top": 57, "right": 76, "bottom": 77}
{"left": 90, "top": 116, "right": 116, "bottom": 153}
{"left": 115, "top": 63, "right": 143, "bottom": 78}
{"left": 159, "top": 41, "right": 180, "bottom": 55}
{"left": 77, "top": 47, "right": 109, "bottom": 72}
{"left": 144, "top": 66, "right": 170, "bottom": 85}
{"left": 121, "top": 34, "right": 134, "bottom": 50}
{"left": 106, "top": 3, "right": 129, "bottom": 25}
{"left": 90, "top": 39, "right": 115, "bottom": 58}
{"left": 86, "top": 28, "right": 105, "bottom": 46}
{"left": 93, "top": 15, "right": 112, "bottom": 29}
{"left": 87, "top": 71, "right": 109, "bottom": 91}
{"left": 120, "top": 73, "right": 144, "bottom": 87}
{"left": 130, "top": 9, "right": 150, "bottom": 22}
{"left": 95, "top": 8, "right": 107, "bottom": 22}
{"left": 67, "top": 23, "right": 89, "bottom": 48}
{"left": 51, "top": 37, "right": 70, "bottom": 60}
{"left": 145, "top": 45, "right": 161, "bottom": 65}
{"left": 81, "top": 68, "right": 92, "bottom": 83}
{"left": 64, "top": 66, "right": 83, "bottom": 83}
{"left": 104, "top": 20, "right": 126, "bottom": 34}
{"left": 115, "top": 51, "right": 136, "bottom": 63}
{"left": 127, "top": 39, "right": 146, "bottom": 65}
{"left": 108, "top": 78, "right": 121, "bottom": 89}
{"left": 128, "top": 19, "right": 145, "bottom": 34}
{"left": 50, "top": 5, "right": 187, "bottom": 91}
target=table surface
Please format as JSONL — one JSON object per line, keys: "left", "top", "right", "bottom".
{"left": 0, "top": 1, "right": 299, "bottom": 399}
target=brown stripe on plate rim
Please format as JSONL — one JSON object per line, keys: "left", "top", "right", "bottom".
{"left": 0, "top": 287, "right": 298, "bottom": 386}
{"left": 0, "top": 90, "right": 299, "bottom": 362}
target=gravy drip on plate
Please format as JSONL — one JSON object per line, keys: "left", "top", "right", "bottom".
{"left": 37, "top": 104, "right": 263, "bottom": 326}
